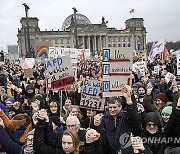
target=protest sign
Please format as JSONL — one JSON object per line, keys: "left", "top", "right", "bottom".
{"left": 45, "top": 55, "right": 75, "bottom": 90}
{"left": 80, "top": 79, "right": 105, "bottom": 111}
{"left": 177, "top": 54, "right": 180, "bottom": 75}
{"left": 20, "top": 58, "right": 35, "bottom": 69}
{"left": 24, "top": 68, "right": 33, "bottom": 78}
{"left": 49, "top": 47, "right": 90, "bottom": 64}
{"left": 102, "top": 47, "right": 133, "bottom": 97}
{"left": 134, "top": 61, "right": 146, "bottom": 75}
{"left": 165, "top": 72, "right": 176, "bottom": 82}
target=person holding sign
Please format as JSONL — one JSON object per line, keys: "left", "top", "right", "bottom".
{"left": 93, "top": 85, "right": 142, "bottom": 154}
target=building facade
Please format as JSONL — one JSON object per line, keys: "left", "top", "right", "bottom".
{"left": 17, "top": 13, "right": 147, "bottom": 58}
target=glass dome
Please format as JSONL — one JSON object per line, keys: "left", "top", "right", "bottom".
{"left": 62, "top": 13, "right": 91, "bottom": 30}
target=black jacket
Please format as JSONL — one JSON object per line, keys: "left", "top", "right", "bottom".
{"left": 95, "top": 97, "right": 142, "bottom": 154}
{"left": 33, "top": 120, "right": 102, "bottom": 154}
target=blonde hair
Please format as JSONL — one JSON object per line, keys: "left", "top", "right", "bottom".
{"left": 69, "top": 105, "right": 83, "bottom": 120}
{"left": 63, "top": 129, "right": 83, "bottom": 154}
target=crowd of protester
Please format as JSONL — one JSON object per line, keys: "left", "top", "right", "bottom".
{"left": 0, "top": 53, "right": 179, "bottom": 154}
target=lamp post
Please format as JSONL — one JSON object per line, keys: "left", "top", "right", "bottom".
{"left": 72, "top": 7, "right": 78, "bottom": 49}
{"left": 22, "top": 3, "right": 31, "bottom": 58}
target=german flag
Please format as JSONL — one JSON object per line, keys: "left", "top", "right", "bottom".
{"left": 121, "top": 28, "right": 130, "bottom": 33}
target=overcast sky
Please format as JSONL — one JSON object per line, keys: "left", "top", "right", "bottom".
{"left": 0, "top": 0, "right": 179, "bottom": 51}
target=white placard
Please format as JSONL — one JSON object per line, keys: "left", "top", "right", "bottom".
{"left": 80, "top": 79, "right": 105, "bottom": 111}
{"left": 177, "top": 54, "right": 180, "bottom": 75}
{"left": 45, "top": 55, "right": 75, "bottom": 90}
{"left": 49, "top": 47, "right": 90, "bottom": 64}
{"left": 102, "top": 47, "right": 133, "bottom": 97}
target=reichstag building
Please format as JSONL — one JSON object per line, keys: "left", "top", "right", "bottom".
{"left": 17, "top": 12, "right": 147, "bottom": 57}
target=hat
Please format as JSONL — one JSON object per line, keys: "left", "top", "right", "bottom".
{"left": 27, "top": 129, "right": 35, "bottom": 137}
{"left": 11, "top": 113, "right": 28, "bottom": 127}
{"left": 50, "top": 116, "right": 60, "bottom": 127}
{"left": 145, "top": 112, "right": 162, "bottom": 127}
{"left": 26, "top": 85, "right": 35, "bottom": 90}
{"left": 155, "top": 93, "right": 168, "bottom": 103}
{"left": 6, "top": 97, "right": 15, "bottom": 103}
{"left": 132, "top": 83, "right": 139, "bottom": 87}
{"left": 177, "top": 81, "right": 180, "bottom": 85}
{"left": 161, "top": 106, "right": 172, "bottom": 115}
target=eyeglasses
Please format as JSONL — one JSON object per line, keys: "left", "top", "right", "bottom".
{"left": 27, "top": 138, "right": 33, "bottom": 142}
{"left": 146, "top": 123, "right": 157, "bottom": 127}
{"left": 66, "top": 124, "right": 77, "bottom": 128}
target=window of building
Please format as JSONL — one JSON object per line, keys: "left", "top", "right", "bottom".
{"left": 113, "top": 44, "right": 116, "bottom": 47}
{"left": 138, "top": 43, "right": 141, "bottom": 50}
{"left": 108, "top": 44, "right": 111, "bottom": 47}
{"left": 118, "top": 37, "right": 122, "bottom": 42}
{"left": 60, "top": 38, "right": 64, "bottom": 44}
{"left": 66, "top": 38, "right": 70, "bottom": 44}
{"left": 118, "top": 44, "right": 121, "bottom": 47}
{"left": 113, "top": 37, "right": 116, "bottom": 42}
{"left": 61, "top": 46, "right": 64, "bottom": 48}
{"left": 128, "top": 43, "right": 131, "bottom": 47}
{"left": 54, "top": 39, "right": 58, "bottom": 44}
{"left": 108, "top": 37, "right": 111, "bottom": 43}
{"left": 67, "top": 45, "right": 71, "bottom": 48}
{"left": 123, "top": 44, "right": 126, "bottom": 47}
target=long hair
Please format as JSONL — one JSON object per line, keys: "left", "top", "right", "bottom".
{"left": 62, "top": 129, "right": 83, "bottom": 154}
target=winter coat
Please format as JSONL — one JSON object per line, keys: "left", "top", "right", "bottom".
{"left": 33, "top": 120, "right": 102, "bottom": 154}
{"left": 0, "top": 109, "right": 32, "bottom": 143}
{"left": 142, "top": 112, "right": 166, "bottom": 154}
{"left": 94, "top": 99, "right": 142, "bottom": 154}
{"left": 0, "top": 126, "right": 36, "bottom": 154}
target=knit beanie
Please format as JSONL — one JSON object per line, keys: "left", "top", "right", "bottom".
{"left": 155, "top": 93, "right": 168, "bottom": 103}
{"left": 6, "top": 97, "right": 15, "bottom": 103}
{"left": 50, "top": 116, "right": 60, "bottom": 127}
{"left": 161, "top": 106, "right": 172, "bottom": 115}
{"left": 27, "top": 129, "right": 35, "bottom": 137}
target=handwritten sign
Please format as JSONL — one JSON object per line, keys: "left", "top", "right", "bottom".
{"left": 80, "top": 79, "right": 105, "bottom": 111}
{"left": 45, "top": 55, "right": 75, "bottom": 90}
{"left": 24, "top": 68, "right": 33, "bottom": 78}
{"left": 49, "top": 47, "right": 90, "bottom": 64}
{"left": 134, "top": 61, "right": 146, "bottom": 75}
{"left": 102, "top": 47, "right": 133, "bottom": 97}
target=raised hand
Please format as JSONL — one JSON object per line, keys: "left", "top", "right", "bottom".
{"left": 86, "top": 129, "right": 100, "bottom": 143}
{"left": 94, "top": 113, "right": 103, "bottom": 126}
{"left": 122, "top": 85, "right": 133, "bottom": 105}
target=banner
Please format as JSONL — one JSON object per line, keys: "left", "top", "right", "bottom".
{"left": 49, "top": 47, "right": 90, "bottom": 64}
{"left": 80, "top": 79, "right": 105, "bottom": 111}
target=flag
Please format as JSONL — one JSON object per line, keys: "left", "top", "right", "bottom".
{"left": 79, "top": 43, "right": 84, "bottom": 49}
{"left": 121, "top": 28, "right": 130, "bottom": 33}
{"left": 130, "top": 9, "right": 134, "bottom": 14}
{"left": 163, "top": 46, "right": 169, "bottom": 61}
{"left": 148, "top": 42, "right": 156, "bottom": 62}
{"left": 148, "top": 39, "right": 167, "bottom": 62}
{"left": 80, "top": 49, "right": 85, "bottom": 63}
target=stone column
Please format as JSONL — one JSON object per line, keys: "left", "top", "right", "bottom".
{"left": 82, "top": 36, "right": 85, "bottom": 47}
{"left": 88, "top": 35, "right": 90, "bottom": 49}
{"left": 94, "top": 35, "right": 97, "bottom": 54}
{"left": 99, "top": 35, "right": 102, "bottom": 51}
